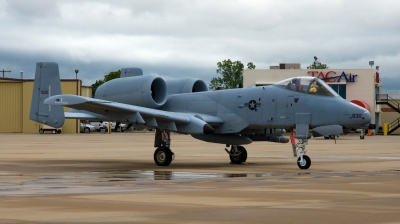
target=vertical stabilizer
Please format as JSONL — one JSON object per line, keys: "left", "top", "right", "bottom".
{"left": 29, "top": 62, "right": 65, "bottom": 128}
{"left": 120, "top": 67, "right": 143, "bottom": 78}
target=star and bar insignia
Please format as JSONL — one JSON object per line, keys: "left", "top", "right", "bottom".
{"left": 244, "top": 100, "right": 261, "bottom": 111}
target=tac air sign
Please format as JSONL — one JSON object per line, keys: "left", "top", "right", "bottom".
{"left": 307, "top": 71, "right": 357, "bottom": 83}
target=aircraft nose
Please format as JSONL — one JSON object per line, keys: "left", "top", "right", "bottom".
{"left": 355, "top": 106, "right": 372, "bottom": 128}
{"left": 363, "top": 108, "right": 371, "bottom": 123}
{"left": 345, "top": 102, "right": 372, "bottom": 128}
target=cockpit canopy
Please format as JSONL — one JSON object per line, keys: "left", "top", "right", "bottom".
{"left": 274, "top": 76, "right": 339, "bottom": 97}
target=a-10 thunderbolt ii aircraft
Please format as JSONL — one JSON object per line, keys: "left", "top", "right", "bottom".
{"left": 30, "top": 62, "right": 372, "bottom": 169}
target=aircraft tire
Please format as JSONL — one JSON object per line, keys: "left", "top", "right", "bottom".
{"left": 39, "top": 129, "right": 44, "bottom": 134}
{"left": 297, "top": 155, "right": 311, "bottom": 169}
{"left": 52, "top": 130, "right": 57, "bottom": 134}
{"left": 229, "top": 146, "right": 247, "bottom": 164}
{"left": 154, "top": 147, "right": 173, "bottom": 166}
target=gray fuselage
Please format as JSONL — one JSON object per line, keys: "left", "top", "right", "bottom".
{"left": 161, "top": 84, "right": 370, "bottom": 134}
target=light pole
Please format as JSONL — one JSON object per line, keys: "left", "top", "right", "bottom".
{"left": 0, "top": 69, "right": 11, "bottom": 78}
{"left": 75, "top": 69, "right": 79, "bottom": 94}
{"left": 313, "top": 56, "right": 321, "bottom": 68}
{"left": 75, "top": 69, "right": 79, "bottom": 133}
{"left": 74, "top": 69, "right": 79, "bottom": 96}
{"left": 369, "top": 61, "right": 374, "bottom": 68}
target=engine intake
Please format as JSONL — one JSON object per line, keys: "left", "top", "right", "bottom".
{"left": 165, "top": 78, "right": 208, "bottom": 95}
{"left": 95, "top": 75, "right": 167, "bottom": 108}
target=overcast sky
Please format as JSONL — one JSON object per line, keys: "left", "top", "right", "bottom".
{"left": 0, "top": 0, "right": 399, "bottom": 91}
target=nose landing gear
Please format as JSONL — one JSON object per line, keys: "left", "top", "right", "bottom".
{"left": 297, "top": 154, "right": 311, "bottom": 169}
{"left": 295, "top": 138, "right": 312, "bottom": 170}
{"left": 360, "top": 129, "right": 365, "bottom": 139}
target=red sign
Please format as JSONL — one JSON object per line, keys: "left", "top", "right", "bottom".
{"left": 308, "top": 71, "right": 357, "bottom": 83}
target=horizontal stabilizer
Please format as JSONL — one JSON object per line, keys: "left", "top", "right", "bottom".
{"left": 312, "top": 125, "right": 343, "bottom": 137}
{"left": 65, "top": 109, "right": 106, "bottom": 119}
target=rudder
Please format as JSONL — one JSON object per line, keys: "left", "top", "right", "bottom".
{"left": 29, "top": 62, "right": 65, "bottom": 128}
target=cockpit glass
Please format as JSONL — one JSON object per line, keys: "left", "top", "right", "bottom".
{"left": 274, "top": 77, "right": 338, "bottom": 97}
{"left": 308, "top": 79, "right": 339, "bottom": 96}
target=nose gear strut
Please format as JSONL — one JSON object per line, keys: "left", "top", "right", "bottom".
{"left": 292, "top": 130, "right": 311, "bottom": 169}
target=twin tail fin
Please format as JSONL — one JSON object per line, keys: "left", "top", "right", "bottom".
{"left": 29, "top": 62, "right": 65, "bottom": 128}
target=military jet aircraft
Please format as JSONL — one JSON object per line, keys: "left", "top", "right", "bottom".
{"left": 30, "top": 62, "right": 372, "bottom": 169}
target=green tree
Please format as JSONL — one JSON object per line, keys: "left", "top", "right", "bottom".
{"left": 308, "top": 63, "right": 328, "bottom": 69}
{"left": 91, "top": 70, "right": 121, "bottom": 97}
{"left": 209, "top": 59, "right": 256, "bottom": 90}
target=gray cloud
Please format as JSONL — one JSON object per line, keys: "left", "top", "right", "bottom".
{"left": 0, "top": 0, "right": 399, "bottom": 91}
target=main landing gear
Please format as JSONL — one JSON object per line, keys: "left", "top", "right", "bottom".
{"left": 153, "top": 129, "right": 175, "bottom": 166}
{"left": 225, "top": 145, "right": 248, "bottom": 164}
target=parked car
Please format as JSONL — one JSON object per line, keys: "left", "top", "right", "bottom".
{"left": 102, "top": 122, "right": 126, "bottom": 132}
{"left": 115, "top": 122, "right": 127, "bottom": 132}
{"left": 80, "top": 123, "right": 95, "bottom": 133}
{"left": 90, "top": 121, "right": 108, "bottom": 132}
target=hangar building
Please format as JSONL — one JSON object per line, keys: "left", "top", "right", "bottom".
{"left": 0, "top": 77, "right": 91, "bottom": 134}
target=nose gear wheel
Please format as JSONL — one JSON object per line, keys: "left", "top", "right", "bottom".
{"left": 297, "top": 155, "right": 311, "bottom": 169}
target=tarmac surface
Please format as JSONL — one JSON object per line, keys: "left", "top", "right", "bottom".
{"left": 0, "top": 132, "right": 400, "bottom": 223}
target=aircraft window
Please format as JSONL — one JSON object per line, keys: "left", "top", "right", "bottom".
{"left": 274, "top": 78, "right": 291, "bottom": 89}
{"left": 308, "top": 79, "right": 338, "bottom": 97}
{"left": 274, "top": 77, "right": 338, "bottom": 97}
{"left": 286, "top": 78, "right": 302, "bottom": 92}
{"left": 299, "top": 78, "right": 310, "bottom": 93}
{"left": 274, "top": 77, "right": 310, "bottom": 93}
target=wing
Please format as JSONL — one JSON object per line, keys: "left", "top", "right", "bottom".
{"left": 44, "top": 94, "right": 223, "bottom": 135}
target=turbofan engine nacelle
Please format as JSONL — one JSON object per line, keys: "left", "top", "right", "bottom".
{"left": 95, "top": 75, "right": 167, "bottom": 109}
{"left": 165, "top": 78, "right": 208, "bottom": 95}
